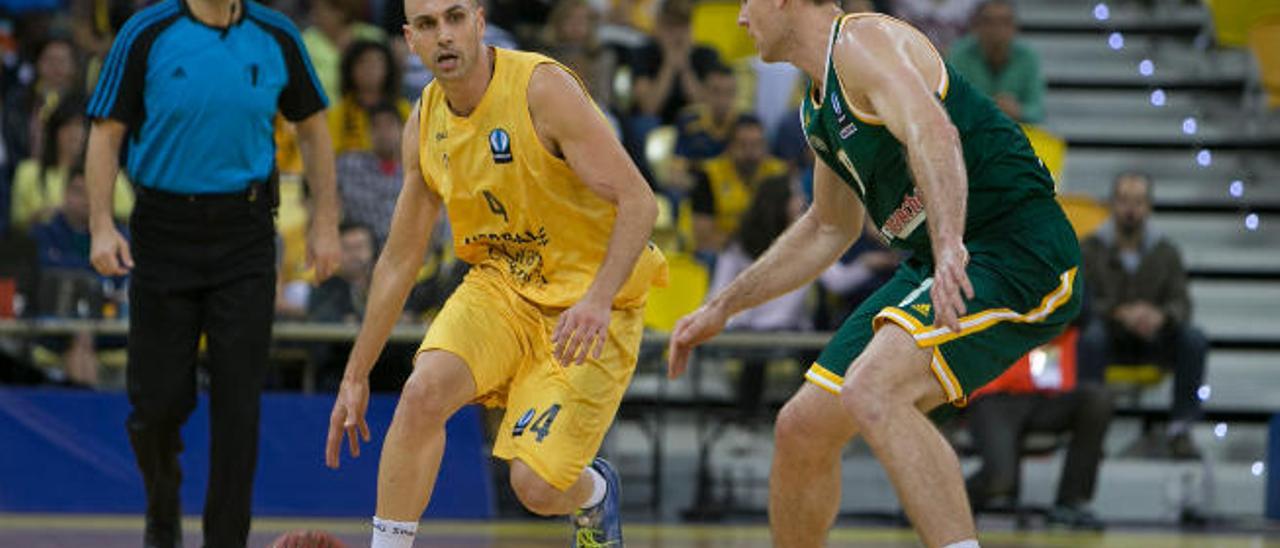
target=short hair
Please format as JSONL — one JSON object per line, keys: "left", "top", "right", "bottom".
{"left": 974, "top": 0, "right": 1015, "bottom": 18}
{"left": 729, "top": 114, "right": 765, "bottom": 141}
{"left": 1110, "top": 171, "right": 1154, "bottom": 200}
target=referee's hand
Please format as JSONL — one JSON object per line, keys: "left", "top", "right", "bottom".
{"left": 90, "top": 225, "right": 133, "bottom": 277}
{"left": 308, "top": 223, "right": 342, "bottom": 282}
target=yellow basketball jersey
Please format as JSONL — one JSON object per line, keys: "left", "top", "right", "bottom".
{"left": 418, "top": 48, "right": 667, "bottom": 309}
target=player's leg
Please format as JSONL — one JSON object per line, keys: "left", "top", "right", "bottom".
{"left": 768, "top": 382, "right": 860, "bottom": 548}
{"left": 375, "top": 349, "right": 477, "bottom": 521}
{"left": 372, "top": 270, "right": 524, "bottom": 547}
{"left": 770, "top": 270, "right": 926, "bottom": 547}
{"left": 508, "top": 458, "right": 597, "bottom": 515}
{"left": 857, "top": 223, "right": 1083, "bottom": 546}
{"left": 495, "top": 306, "right": 643, "bottom": 543}
{"left": 840, "top": 325, "right": 973, "bottom": 547}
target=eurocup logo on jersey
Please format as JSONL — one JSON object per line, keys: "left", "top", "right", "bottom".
{"left": 489, "top": 128, "right": 513, "bottom": 164}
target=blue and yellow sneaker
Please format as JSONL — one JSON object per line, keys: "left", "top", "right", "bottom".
{"left": 571, "top": 457, "right": 623, "bottom": 547}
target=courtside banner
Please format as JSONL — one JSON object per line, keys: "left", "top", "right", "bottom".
{"left": 0, "top": 388, "right": 494, "bottom": 518}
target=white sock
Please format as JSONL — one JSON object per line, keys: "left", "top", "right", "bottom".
{"left": 371, "top": 516, "right": 417, "bottom": 548}
{"left": 942, "top": 541, "right": 980, "bottom": 548}
{"left": 580, "top": 467, "right": 608, "bottom": 509}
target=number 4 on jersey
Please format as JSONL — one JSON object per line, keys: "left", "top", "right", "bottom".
{"left": 512, "top": 403, "right": 561, "bottom": 442}
{"left": 482, "top": 190, "right": 509, "bottom": 223}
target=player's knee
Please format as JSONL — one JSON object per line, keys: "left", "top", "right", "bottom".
{"left": 841, "top": 365, "right": 893, "bottom": 432}
{"left": 775, "top": 395, "right": 838, "bottom": 456}
{"left": 509, "top": 460, "right": 564, "bottom": 516}
{"left": 398, "top": 372, "right": 455, "bottom": 426}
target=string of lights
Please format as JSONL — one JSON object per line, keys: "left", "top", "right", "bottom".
{"left": 1091, "top": 1, "right": 1266, "bottom": 479}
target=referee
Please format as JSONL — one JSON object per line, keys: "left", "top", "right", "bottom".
{"left": 85, "top": 0, "right": 340, "bottom": 546}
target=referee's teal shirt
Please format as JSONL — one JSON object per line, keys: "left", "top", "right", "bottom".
{"left": 87, "top": 0, "right": 328, "bottom": 194}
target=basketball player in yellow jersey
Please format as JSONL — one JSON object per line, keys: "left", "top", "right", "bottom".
{"left": 322, "top": 1, "right": 666, "bottom": 546}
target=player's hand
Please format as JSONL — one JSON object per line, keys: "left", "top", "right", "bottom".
{"left": 552, "top": 295, "right": 612, "bottom": 366}
{"left": 90, "top": 225, "right": 133, "bottom": 277}
{"left": 308, "top": 222, "right": 342, "bottom": 282}
{"left": 667, "top": 302, "right": 728, "bottom": 379}
{"left": 325, "top": 375, "right": 371, "bottom": 469}
{"left": 931, "top": 241, "right": 975, "bottom": 334}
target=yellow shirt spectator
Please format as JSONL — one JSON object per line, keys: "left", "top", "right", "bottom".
{"left": 689, "top": 116, "right": 789, "bottom": 253}
{"left": 329, "top": 95, "right": 412, "bottom": 155}
{"left": 10, "top": 161, "right": 133, "bottom": 231}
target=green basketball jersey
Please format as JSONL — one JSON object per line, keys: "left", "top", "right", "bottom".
{"left": 801, "top": 14, "right": 1056, "bottom": 255}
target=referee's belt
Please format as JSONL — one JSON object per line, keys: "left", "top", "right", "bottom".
{"left": 134, "top": 180, "right": 273, "bottom": 204}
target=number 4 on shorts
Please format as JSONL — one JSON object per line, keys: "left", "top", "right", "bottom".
{"left": 512, "top": 403, "right": 561, "bottom": 442}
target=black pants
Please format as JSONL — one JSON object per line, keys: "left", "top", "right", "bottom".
{"left": 1077, "top": 320, "right": 1208, "bottom": 425}
{"left": 965, "top": 384, "right": 1113, "bottom": 509}
{"left": 126, "top": 187, "right": 276, "bottom": 548}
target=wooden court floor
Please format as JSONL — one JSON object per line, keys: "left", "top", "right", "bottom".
{"left": 2, "top": 515, "right": 1279, "bottom": 547}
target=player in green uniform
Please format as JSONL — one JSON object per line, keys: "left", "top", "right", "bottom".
{"left": 667, "top": 2, "right": 1082, "bottom": 547}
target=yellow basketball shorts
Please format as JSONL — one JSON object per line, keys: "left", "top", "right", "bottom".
{"left": 418, "top": 267, "right": 644, "bottom": 490}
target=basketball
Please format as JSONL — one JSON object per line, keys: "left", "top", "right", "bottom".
{"left": 269, "top": 530, "right": 347, "bottom": 548}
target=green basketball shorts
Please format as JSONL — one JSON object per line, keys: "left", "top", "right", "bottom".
{"left": 805, "top": 199, "right": 1083, "bottom": 407}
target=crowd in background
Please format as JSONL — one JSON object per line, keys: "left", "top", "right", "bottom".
{"left": 0, "top": 0, "right": 1210, "bottom": 525}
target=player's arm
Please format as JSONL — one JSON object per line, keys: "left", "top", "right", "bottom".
{"left": 294, "top": 111, "right": 342, "bottom": 281}
{"left": 527, "top": 63, "right": 658, "bottom": 364}
{"left": 709, "top": 160, "right": 863, "bottom": 317}
{"left": 343, "top": 101, "right": 441, "bottom": 381}
{"left": 327, "top": 101, "right": 442, "bottom": 467}
{"left": 832, "top": 19, "right": 974, "bottom": 330}
{"left": 668, "top": 161, "right": 863, "bottom": 377}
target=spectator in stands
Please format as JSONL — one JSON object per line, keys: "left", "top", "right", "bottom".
{"left": 303, "top": 0, "right": 386, "bottom": 102}
{"left": 629, "top": 0, "right": 722, "bottom": 127}
{"left": 336, "top": 103, "right": 401, "bottom": 245}
{"left": 309, "top": 222, "right": 376, "bottom": 324}
{"left": 32, "top": 167, "right": 128, "bottom": 387}
{"left": 890, "top": 0, "right": 981, "bottom": 53}
{"left": 690, "top": 115, "right": 789, "bottom": 256}
{"left": 673, "top": 63, "right": 740, "bottom": 164}
{"left": 947, "top": 0, "right": 1045, "bottom": 123}
{"left": 713, "top": 176, "right": 813, "bottom": 331}
{"left": 308, "top": 221, "right": 416, "bottom": 390}
{"left": 541, "top": 0, "right": 617, "bottom": 111}
{"left": 329, "top": 39, "right": 411, "bottom": 155}
{"left": 711, "top": 176, "right": 814, "bottom": 415}
{"left": 488, "top": 0, "right": 555, "bottom": 43}
{"left": 814, "top": 223, "right": 899, "bottom": 330}
{"left": 1079, "top": 172, "right": 1207, "bottom": 459}
{"left": 69, "top": 0, "right": 126, "bottom": 92}
{"left": 965, "top": 337, "right": 1111, "bottom": 530}
{"left": 10, "top": 97, "right": 132, "bottom": 232}
{"left": 4, "top": 35, "right": 80, "bottom": 164}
